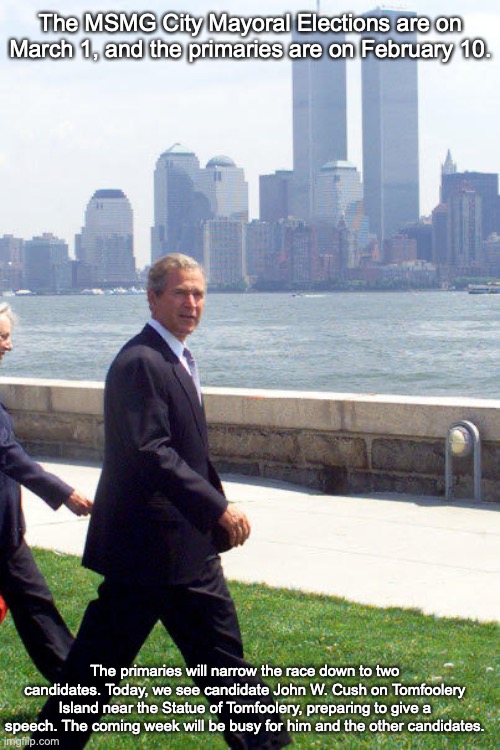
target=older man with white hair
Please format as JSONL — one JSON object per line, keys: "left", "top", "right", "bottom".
{"left": 0, "top": 302, "right": 93, "bottom": 682}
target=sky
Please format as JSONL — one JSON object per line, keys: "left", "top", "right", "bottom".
{"left": 1, "top": 0, "right": 499, "bottom": 269}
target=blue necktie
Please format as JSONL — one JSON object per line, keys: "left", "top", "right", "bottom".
{"left": 183, "top": 347, "right": 202, "bottom": 404}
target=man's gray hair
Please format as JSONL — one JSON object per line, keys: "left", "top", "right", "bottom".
{"left": 147, "top": 253, "right": 204, "bottom": 296}
{"left": 0, "top": 302, "right": 15, "bottom": 323}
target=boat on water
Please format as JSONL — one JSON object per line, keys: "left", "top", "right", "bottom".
{"left": 80, "top": 287, "right": 145, "bottom": 296}
{"left": 467, "top": 283, "right": 500, "bottom": 295}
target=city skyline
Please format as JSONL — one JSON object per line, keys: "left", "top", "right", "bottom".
{"left": 1, "top": 0, "right": 499, "bottom": 268}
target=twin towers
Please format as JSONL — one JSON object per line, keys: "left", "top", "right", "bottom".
{"left": 292, "top": 7, "right": 420, "bottom": 245}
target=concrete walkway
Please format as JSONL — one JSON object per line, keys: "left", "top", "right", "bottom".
{"left": 23, "top": 461, "right": 500, "bottom": 623}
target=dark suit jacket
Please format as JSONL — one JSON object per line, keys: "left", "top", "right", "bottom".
{"left": 0, "top": 403, "right": 72, "bottom": 551}
{"left": 83, "top": 325, "right": 228, "bottom": 585}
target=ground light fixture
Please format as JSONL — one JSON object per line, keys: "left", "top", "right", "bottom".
{"left": 445, "top": 420, "right": 482, "bottom": 501}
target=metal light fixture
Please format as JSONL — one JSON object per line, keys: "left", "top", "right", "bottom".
{"left": 445, "top": 420, "right": 482, "bottom": 501}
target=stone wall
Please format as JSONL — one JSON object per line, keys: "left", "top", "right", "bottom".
{"left": 1, "top": 377, "right": 498, "bottom": 501}
{"left": 204, "top": 388, "right": 499, "bottom": 501}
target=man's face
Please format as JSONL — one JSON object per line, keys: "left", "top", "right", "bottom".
{"left": 0, "top": 314, "right": 12, "bottom": 364}
{"left": 148, "top": 267, "right": 206, "bottom": 342}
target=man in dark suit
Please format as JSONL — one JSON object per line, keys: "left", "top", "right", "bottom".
{"left": 34, "top": 254, "right": 291, "bottom": 749}
{"left": 0, "top": 302, "right": 93, "bottom": 683}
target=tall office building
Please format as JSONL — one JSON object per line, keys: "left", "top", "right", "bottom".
{"left": 0, "top": 235, "right": 23, "bottom": 291}
{"left": 431, "top": 203, "right": 449, "bottom": 266}
{"left": 76, "top": 189, "right": 136, "bottom": 286}
{"left": 0, "top": 235, "right": 23, "bottom": 264}
{"left": 314, "top": 161, "right": 370, "bottom": 263}
{"left": 282, "top": 221, "right": 318, "bottom": 285}
{"left": 441, "top": 170, "right": 498, "bottom": 240}
{"left": 259, "top": 170, "right": 293, "bottom": 223}
{"left": 361, "top": 8, "right": 420, "bottom": 244}
{"left": 151, "top": 143, "right": 211, "bottom": 263}
{"left": 383, "top": 235, "right": 418, "bottom": 264}
{"left": 314, "top": 161, "right": 363, "bottom": 224}
{"left": 447, "top": 187, "right": 483, "bottom": 268}
{"left": 203, "top": 220, "right": 246, "bottom": 287}
{"left": 400, "top": 220, "right": 433, "bottom": 262}
{"left": 246, "top": 221, "right": 283, "bottom": 282}
{"left": 441, "top": 150, "right": 457, "bottom": 179}
{"left": 292, "top": 25, "right": 347, "bottom": 220}
{"left": 483, "top": 233, "right": 500, "bottom": 276}
{"left": 23, "top": 233, "right": 69, "bottom": 293}
{"left": 197, "top": 155, "right": 248, "bottom": 221}
{"left": 246, "top": 220, "right": 320, "bottom": 287}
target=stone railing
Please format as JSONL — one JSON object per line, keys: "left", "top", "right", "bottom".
{"left": 0, "top": 377, "right": 498, "bottom": 501}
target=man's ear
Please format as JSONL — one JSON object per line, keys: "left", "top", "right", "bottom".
{"left": 147, "top": 289, "right": 156, "bottom": 313}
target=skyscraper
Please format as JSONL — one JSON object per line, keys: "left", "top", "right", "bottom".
{"left": 361, "top": 8, "right": 420, "bottom": 244}
{"left": 447, "top": 187, "right": 483, "bottom": 268}
{"left": 313, "top": 161, "right": 371, "bottom": 264}
{"left": 246, "top": 221, "right": 284, "bottom": 283}
{"left": 292, "top": 24, "right": 347, "bottom": 220}
{"left": 23, "top": 233, "right": 69, "bottom": 293}
{"left": 259, "top": 170, "right": 293, "bottom": 223}
{"left": 441, "top": 169, "right": 498, "bottom": 240}
{"left": 76, "top": 189, "right": 135, "bottom": 286}
{"left": 282, "top": 221, "right": 318, "bottom": 286}
{"left": 197, "top": 155, "right": 248, "bottom": 222}
{"left": 432, "top": 203, "right": 449, "bottom": 266}
{"left": 313, "top": 161, "right": 363, "bottom": 225}
{"left": 151, "top": 143, "right": 211, "bottom": 263}
{"left": 441, "top": 150, "right": 457, "bottom": 179}
{"left": 0, "top": 235, "right": 23, "bottom": 291}
{"left": 203, "top": 220, "right": 246, "bottom": 287}
{"left": 483, "top": 233, "right": 500, "bottom": 276}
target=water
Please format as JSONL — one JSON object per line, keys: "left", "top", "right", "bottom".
{"left": 3, "top": 291, "right": 499, "bottom": 399}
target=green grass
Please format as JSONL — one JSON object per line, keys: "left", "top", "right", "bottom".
{"left": 0, "top": 548, "right": 498, "bottom": 749}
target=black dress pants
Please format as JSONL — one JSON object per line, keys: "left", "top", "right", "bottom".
{"left": 33, "top": 557, "right": 291, "bottom": 749}
{"left": 0, "top": 539, "right": 73, "bottom": 683}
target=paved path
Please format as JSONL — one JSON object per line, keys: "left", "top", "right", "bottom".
{"left": 23, "top": 461, "right": 500, "bottom": 623}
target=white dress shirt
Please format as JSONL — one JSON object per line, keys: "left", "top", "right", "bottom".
{"left": 147, "top": 318, "right": 201, "bottom": 401}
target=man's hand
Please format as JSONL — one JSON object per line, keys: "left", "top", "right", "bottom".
{"left": 217, "top": 504, "right": 251, "bottom": 548}
{"left": 64, "top": 490, "right": 93, "bottom": 517}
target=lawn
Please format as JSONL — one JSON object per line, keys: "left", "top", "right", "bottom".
{"left": 0, "top": 548, "right": 498, "bottom": 749}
